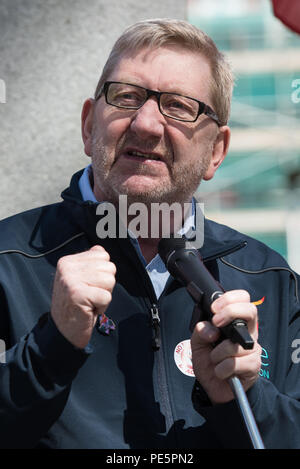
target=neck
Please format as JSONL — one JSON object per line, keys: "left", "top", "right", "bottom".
{"left": 127, "top": 203, "right": 193, "bottom": 264}
{"left": 92, "top": 183, "right": 194, "bottom": 263}
{"left": 137, "top": 237, "right": 160, "bottom": 264}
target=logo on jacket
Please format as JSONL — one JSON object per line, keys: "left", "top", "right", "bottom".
{"left": 252, "top": 296, "right": 265, "bottom": 332}
{"left": 174, "top": 340, "right": 195, "bottom": 377}
{"left": 259, "top": 347, "right": 270, "bottom": 379}
{"left": 252, "top": 296, "right": 265, "bottom": 306}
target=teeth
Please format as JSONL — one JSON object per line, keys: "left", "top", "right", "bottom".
{"left": 129, "top": 150, "right": 160, "bottom": 161}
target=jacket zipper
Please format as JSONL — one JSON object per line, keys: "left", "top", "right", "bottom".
{"left": 150, "top": 304, "right": 161, "bottom": 351}
{"left": 148, "top": 243, "right": 248, "bottom": 351}
{"left": 151, "top": 300, "right": 175, "bottom": 434}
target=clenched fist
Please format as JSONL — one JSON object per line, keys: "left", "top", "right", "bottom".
{"left": 51, "top": 245, "right": 116, "bottom": 349}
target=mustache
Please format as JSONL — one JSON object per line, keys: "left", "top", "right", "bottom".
{"left": 117, "top": 134, "right": 173, "bottom": 163}
{"left": 91, "top": 127, "right": 174, "bottom": 165}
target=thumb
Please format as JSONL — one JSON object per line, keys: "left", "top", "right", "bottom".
{"left": 191, "top": 321, "right": 220, "bottom": 350}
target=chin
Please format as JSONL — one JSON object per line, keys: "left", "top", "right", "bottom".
{"left": 114, "top": 179, "right": 172, "bottom": 204}
{"left": 101, "top": 173, "right": 198, "bottom": 207}
{"left": 120, "top": 187, "right": 190, "bottom": 207}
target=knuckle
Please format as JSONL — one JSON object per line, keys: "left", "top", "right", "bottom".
{"left": 225, "top": 289, "right": 250, "bottom": 302}
{"left": 215, "top": 357, "right": 235, "bottom": 380}
{"left": 256, "top": 342, "right": 262, "bottom": 361}
{"left": 241, "top": 289, "right": 251, "bottom": 301}
{"left": 90, "top": 244, "right": 105, "bottom": 252}
{"left": 102, "top": 251, "right": 111, "bottom": 261}
{"left": 103, "top": 290, "right": 112, "bottom": 304}
{"left": 91, "top": 245, "right": 110, "bottom": 260}
{"left": 56, "top": 255, "right": 70, "bottom": 271}
{"left": 224, "top": 303, "right": 237, "bottom": 318}
{"left": 111, "top": 274, "right": 117, "bottom": 287}
{"left": 101, "top": 271, "right": 116, "bottom": 288}
{"left": 106, "top": 275, "right": 116, "bottom": 292}
{"left": 108, "top": 261, "right": 117, "bottom": 275}
{"left": 67, "top": 283, "right": 82, "bottom": 303}
{"left": 250, "top": 302, "right": 258, "bottom": 317}
{"left": 249, "top": 353, "right": 261, "bottom": 375}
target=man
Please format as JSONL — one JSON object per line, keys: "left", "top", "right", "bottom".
{"left": 0, "top": 19, "right": 299, "bottom": 449}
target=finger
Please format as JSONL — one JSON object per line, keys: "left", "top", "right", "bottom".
{"left": 212, "top": 301, "right": 258, "bottom": 335}
{"left": 89, "top": 260, "right": 116, "bottom": 276}
{"left": 191, "top": 321, "right": 220, "bottom": 349}
{"left": 89, "top": 244, "right": 109, "bottom": 255}
{"left": 212, "top": 290, "right": 251, "bottom": 313}
{"left": 87, "top": 270, "right": 116, "bottom": 292}
{"left": 214, "top": 346, "right": 261, "bottom": 381}
{"left": 86, "top": 245, "right": 111, "bottom": 262}
{"left": 57, "top": 247, "right": 111, "bottom": 273}
{"left": 99, "top": 261, "right": 117, "bottom": 275}
{"left": 67, "top": 260, "right": 117, "bottom": 286}
{"left": 86, "top": 285, "right": 113, "bottom": 314}
{"left": 90, "top": 245, "right": 106, "bottom": 251}
{"left": 210, "top": 339, "right": 254, "bottom": 366}
{"left": 72, "top": 244, "right": 111, "bottom": 260}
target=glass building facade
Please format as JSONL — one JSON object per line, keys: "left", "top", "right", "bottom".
{"left": 187, "top": 0, "right": 300, "bottom": 270}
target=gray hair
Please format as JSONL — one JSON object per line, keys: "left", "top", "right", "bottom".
{"left": 94, "top": 18, "right": 234, "bottom": 126}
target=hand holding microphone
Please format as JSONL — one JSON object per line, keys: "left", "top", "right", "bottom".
{"left": 158, "top": 236, "right": 254, "bottom": 349}
{"left": 158, "top": 237, "right": 262, "bottom": 405}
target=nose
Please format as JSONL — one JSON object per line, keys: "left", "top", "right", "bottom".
{"left": 129, "top": 97, "right": 165, "bottom": 140}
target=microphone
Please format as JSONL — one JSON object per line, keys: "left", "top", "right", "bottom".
{"left": 158, "top": 236, "right": 254, "bottom": 350}
{"left": 158, "top": 237, "right": 265, "bottom": 449}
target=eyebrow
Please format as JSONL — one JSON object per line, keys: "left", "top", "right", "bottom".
{"left": 112, "top": 78, "right": 199, "bottom": 98}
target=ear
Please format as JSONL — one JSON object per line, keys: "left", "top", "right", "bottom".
{"left": 203, "top": 126, "right": 231, "bottom": 181}
{"left": 81, "top": 98, "right": 95, "bottom": 157}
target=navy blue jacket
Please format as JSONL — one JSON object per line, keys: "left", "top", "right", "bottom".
{"left": 0, "top": 170, "right": 299, "bottom": 449}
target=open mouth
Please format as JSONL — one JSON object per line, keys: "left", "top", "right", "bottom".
{"left": 125, "top": 150, "right": 162, "bottom": 161}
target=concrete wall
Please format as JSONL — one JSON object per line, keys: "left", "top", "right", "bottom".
{"left": 0, "top": 0, "right": 186, "bottom": 220}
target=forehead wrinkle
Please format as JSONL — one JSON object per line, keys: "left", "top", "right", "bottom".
{"left": 108, "top": 46, "right": 213, "bottom": 107}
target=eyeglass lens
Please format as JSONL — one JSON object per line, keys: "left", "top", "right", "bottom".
{"left": 106, "top": 83, "right": 199, "bottom": 122}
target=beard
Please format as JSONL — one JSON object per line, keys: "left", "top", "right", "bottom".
{"left": 90, "top": 128, "right": 212, "bottom": 209}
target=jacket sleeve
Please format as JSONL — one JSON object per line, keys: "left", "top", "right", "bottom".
{"left": 192, "top": 274, "right": 300, "bottom": 449}
{"left": 0, "top": 313, "right": 92, "bottom": 448}
{"left": 192, "top": 375, "right": 300, "bottom": 449}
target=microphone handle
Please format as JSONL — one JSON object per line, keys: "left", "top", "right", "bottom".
{"left": 210, "top": 291, "right": 254, "bottom": 350}
{"left": 229, "top": 376, "right": 265, "bottom": 449}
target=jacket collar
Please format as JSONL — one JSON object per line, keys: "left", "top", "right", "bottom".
{"left": 61, "top": 169, "right": 247, "bottom": 261}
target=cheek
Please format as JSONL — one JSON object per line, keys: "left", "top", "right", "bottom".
{"left": 168, "top": 125, "right": 212, "bottom": 163}
{"left": 172, "top": 138, "right": 202, "bottom": 165}
{"left": 190, "top": 132, "right": 215, "bottom": 161}
{"left": 106, "top": 119, "right": 127, "bottom": 139}
{"left": 94, "top": 106, "right": 130, "bottom": 145}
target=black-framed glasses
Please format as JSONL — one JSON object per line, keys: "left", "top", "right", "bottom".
{"left": 95, "top": 81, "right": 221, "bottom": 125}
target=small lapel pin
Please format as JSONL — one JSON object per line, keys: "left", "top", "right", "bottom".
{"left": 97, "top": 313, "right": 116, "bottom": 336}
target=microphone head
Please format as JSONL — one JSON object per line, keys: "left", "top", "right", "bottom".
{"left": 158, "top": 236, "right": 186, "bottom": 264}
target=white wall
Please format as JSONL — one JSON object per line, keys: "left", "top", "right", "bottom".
{"left": 0, "top": 0, "right": 185, "bottom": 220}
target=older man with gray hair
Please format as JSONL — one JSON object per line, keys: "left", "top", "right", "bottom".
{"left": 0, "top": 19, "right": 299, "bottom": 449}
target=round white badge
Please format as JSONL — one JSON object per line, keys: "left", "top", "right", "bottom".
{"left": 174, "top": 339, "right": 195, "bottom": 377}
